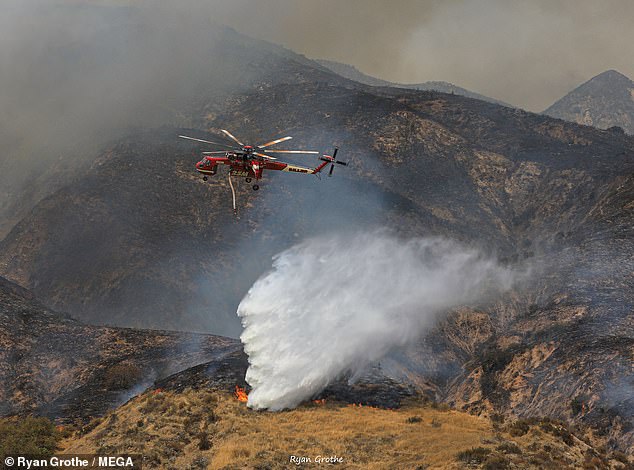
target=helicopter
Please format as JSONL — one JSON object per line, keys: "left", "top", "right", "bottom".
{"left": 179, "top": 129, "right": 347, "bottom": 191}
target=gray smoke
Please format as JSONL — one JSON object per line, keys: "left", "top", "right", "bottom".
{"left": 206, "top": 0, "right": 634, "bottom": 111}
{"left": 237, "top": 230, "right": 520, "bottom": 410}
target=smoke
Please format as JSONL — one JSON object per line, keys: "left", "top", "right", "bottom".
{"left": 2, "top": 0, "right": 632, "bottom": 233}
{"left": 237, "top": 230, "right": 520, "bottom": 410}
{"left": 0, "top": 0, "right": 285, "bottom": 237}
{"left": 202, "top": 0, "right": 634, "bottom": 111}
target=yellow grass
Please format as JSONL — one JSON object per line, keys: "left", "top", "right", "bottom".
{"left": 61, "top": 389, "right": 611, "bottom": 469}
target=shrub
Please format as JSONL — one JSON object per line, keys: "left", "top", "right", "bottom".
{"left": 508, "top": 419, "right": 531, "bottom": 437}
{"left": 571, "top": 397, "right": 584, "bottom": 416}
{"left": 141, "top": 394, "right": 167, "bottom": 414}
{"left": 0, "top": 417, "right": 60, "bottom": 458}
{"left": 456, "top": 447, "right": 492, "bottom": 465}
{"left": 496, "top": 442, "right": 521, "bottom": 454}
{"left": 611, "top": 451, "right": 629, "bottom": 465}
{"left": 490, "top": 413, "right": 506, "bottom": 424}
{"left": 539, "top": 419, "right": 575, "bottom": 446}
{"left": 189, "top": 456, "right": 209, "bottom": 469}
{"left": 197, "top": 431, "right": 211, "bottom": 451}
{"left": 406, "top": 416, "right": 422, "bottom": 424}
{"left": 483, "top": 454, "right": 511, "bottom": 470}
{"left": 103, "top": 363, "right": 142, "bottom": 390}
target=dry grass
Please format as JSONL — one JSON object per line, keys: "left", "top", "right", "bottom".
{"left": 61, "top": 389, "right": 625, "bottom": 469}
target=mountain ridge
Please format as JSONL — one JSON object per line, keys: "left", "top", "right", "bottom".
{"left": 1, "top": 80, "right": 633, "bottom": 450}
{"left": 316, "top": 58, "right": 513, "bottom": 107}
{"left": 544, "top": 69, "right": 634, "bottom": 134}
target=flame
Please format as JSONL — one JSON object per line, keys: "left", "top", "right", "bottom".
{"left": 313, "top": 399, "right": 326, "bottom": 406}
{"left": 234, "top": 385, "right": 248, "bottom": 402}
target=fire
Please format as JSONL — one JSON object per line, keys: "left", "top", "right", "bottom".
{"left": 312, "top": 399, "right": 326, "bottom": 406}
{"left": 234, "top": 385, "right": 248, "bottom": 402}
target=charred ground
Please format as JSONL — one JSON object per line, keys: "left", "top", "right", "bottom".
{"left": 0, "top": 27, "right": 633, "bottom": 456}
{"left": 0, "top": 275, "right": 239, "bottom": 422}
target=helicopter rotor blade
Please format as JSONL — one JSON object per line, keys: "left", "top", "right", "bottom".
{"left": 179, "top": 135, "right": 234, "bottom": 148}
{"left": 202, "top": 151, "right": 230, "bottom": 154}
{"left": 264, "top": 150, "right": 319, "bottom": 154}
{"left": 322, "top": 147, "right": 345, "bottom": 177}
{"left": 221, "top": 129, "right": 244, "bottom": 146}
{"left": 257, "top": 136, "right": 292, "bottom": 148}
{"left": 254, "top": 152, "right": 277, "bottom": 160}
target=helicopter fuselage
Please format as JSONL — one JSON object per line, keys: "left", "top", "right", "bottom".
{"left": 195, "top": 154, "right": 331, "bottom": 183}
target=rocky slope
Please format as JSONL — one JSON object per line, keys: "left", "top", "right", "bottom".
{"left": 316, "top": 58, "right": 512, "bottom": 106}
{"left": 544, "top": 70, "right": 634, "bottom": 134}
{"left": 0, "top": 275, "right": 239, "bottom": 421}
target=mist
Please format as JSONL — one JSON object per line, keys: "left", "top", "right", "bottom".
{"left": 237, "top": 230, "right": 520, "bottom": 410}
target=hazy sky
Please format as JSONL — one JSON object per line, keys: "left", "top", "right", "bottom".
{"left": 17, "top": 0, "right": 634, "bottom": 111}
{"left": 211, "top": 0, "right": 634, "bottom": 111}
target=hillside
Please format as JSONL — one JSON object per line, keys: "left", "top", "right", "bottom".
{"left": 0, "top": 275, "right": 239, "bottom": 420}
{"left": 544, "top": 70, "right": 634, "bottom": 134}
{"left": 1, "top": 5, "right": 634, "bottom": 458}
{"left": 60, "top": 388, "right": 629, "bottom": 469}
{"left": 316, "top": 58, "right": 512, "bottom": 106}
{"left": 0, "top": 6, "right": 353, "bottom": 239}
{"left": 1, "top": 78, "right": 633, "bottom": 453}
{"left": 1, "top": 83, "right": 632, "bottom": 333}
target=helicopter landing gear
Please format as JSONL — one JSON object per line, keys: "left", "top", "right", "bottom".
{"left": 245, "top": 177, "right": 252, "bottom": 183}
{"left": 202, "top": 176, "right": 208, "bottom": 181}
{"left": 252, "top": 184, "right": 259, "bottom": 191}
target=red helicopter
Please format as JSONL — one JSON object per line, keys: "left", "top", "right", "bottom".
{"left": 179, "top": 129, "right": 347, "bottom": 191}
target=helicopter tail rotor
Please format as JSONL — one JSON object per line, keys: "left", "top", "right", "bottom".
{"left": 320, "top": 147, "right": 347, "bottom": 177}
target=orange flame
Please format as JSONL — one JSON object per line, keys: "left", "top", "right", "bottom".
{"left": 313, "top": 399, "right": 326, "bottom": 406}
{"left": 234, "top": 385, "right": 248, "bottom": 402}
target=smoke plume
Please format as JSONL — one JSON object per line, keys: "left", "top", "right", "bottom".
{"left": 238, "top": 230, "right": 519, "bottom": 410}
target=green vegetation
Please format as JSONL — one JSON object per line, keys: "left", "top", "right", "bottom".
{"left": 0, "top": 416, "right": 60, "bottom": 458}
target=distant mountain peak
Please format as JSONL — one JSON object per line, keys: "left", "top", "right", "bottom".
{"left": 543, "top": 69, "right": 634, "bottom": 133}
{"left": 593, "top": 69, "right": 630, "bottom": 81}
